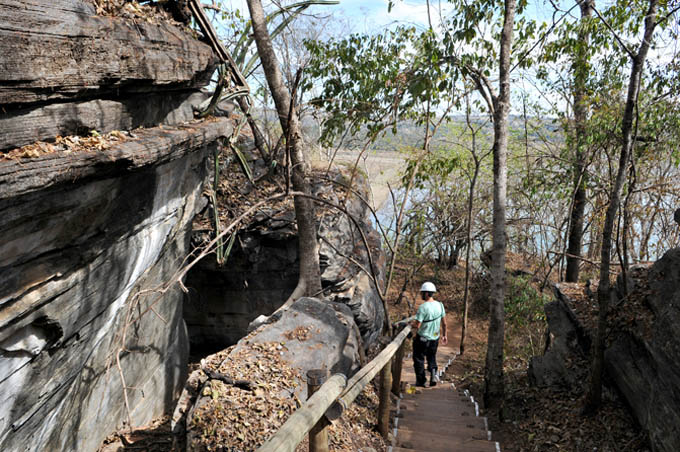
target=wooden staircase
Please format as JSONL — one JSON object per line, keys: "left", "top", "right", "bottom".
{"left": 390, "top": 319, "right": 500, "bottom": 452}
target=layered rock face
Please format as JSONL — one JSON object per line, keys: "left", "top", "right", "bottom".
{"left": 530, "top": 251, "right": 680, "bottom": 452}
{"left": 605, "top": 250, "right": 680, "bottom": 452}
{"left": 0, "top": 0, "right": 214, "bottom": 150}
{"left": 0, "top": 2, "right": 229, "bottom": 450}
{"left": 184, "top": 172, "right": 386, "bottom": 351}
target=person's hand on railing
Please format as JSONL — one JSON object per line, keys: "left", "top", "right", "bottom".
{"left": 392, "top": 318, "right": 413, "bottom": 338}
{"left": 392, "top": 319, "right": 410, "bottom": 330}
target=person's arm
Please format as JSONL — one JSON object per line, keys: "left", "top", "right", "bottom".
{"left": 440, "top": 310, "right": 448, "bottom": 345}
{"left": 410, "top": 306, "right": 424, "bottom": 330}
{"left": 394, "top": 315, "right": 416, "bottom": 329}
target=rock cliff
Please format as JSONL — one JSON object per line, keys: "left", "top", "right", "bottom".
{"left": 605, "top": 251, "right": 680, "bottom": 452}
{"left": 1, "top": 3, "right": 389, "bottom": 451}
{"left": 0, "top": 2, "right": 228, "bottom": 450}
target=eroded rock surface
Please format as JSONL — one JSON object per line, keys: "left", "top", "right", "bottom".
{"left": 528, "top": 283, "right": 591, "bottom": 388}
{"left": 0, "top": 0, "right": 215, "bottom": 106}
{"left": 184, "top": 172, "right": 386, "bottom": 351}
{"left": 0, "top": 121, "right": 234, "bottom": 451}
{"left": 0, "top": 1, "right": 229, "bottom": 447}
{"left": 184, "top": 297, "right": 360, "bottom": 451}
{"left": 530, "top": 250, "right": 680, "bottom": 452}
{"left": 605, "top": 249, "right": 680, "bottom": 452}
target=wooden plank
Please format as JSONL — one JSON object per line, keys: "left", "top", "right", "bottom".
{"left": 378, "top": 356, "right": 393, "bottom": 438}
{"left": 0, "top": 117, "right": 233, "bottom": 199}
{"left": 0, "top": 0, "right": 216, "bottom": 106}
{"left": 188, "top": 0, "right": 249, "bottom": 89}
{"left": 397, "top": 410, "right": 487, "bottom": 426}
{"left": 392, "top": 445, "right": 497, "bottom": 452}
{"left": 397, "top": 420, "right": 488, "bottom": 438}
{"left": 400, "top": 399, "right": 476, "bottom": 414}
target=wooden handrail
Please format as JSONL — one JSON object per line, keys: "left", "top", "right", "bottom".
{"left": 328, "top": 325, "right": 411, "bottom": 419}
{"left": 256, "top": 325, "right": 412, "bottom": 452}
{"left": 257, "top": 373, "right": 347, "bottom": 452}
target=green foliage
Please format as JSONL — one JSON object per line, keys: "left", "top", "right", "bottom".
{"left": 505, "top": 275, "right": 550, "bottom": 326}
{"left": 305, "top": 26, "right": 458, "bottom": 146}
{"left": 403, "top": 147, "right": 462, "bottom": 189}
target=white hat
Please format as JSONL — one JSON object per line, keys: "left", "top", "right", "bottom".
{"left": 420, "top": 281, "right": 436, "bottom": 293}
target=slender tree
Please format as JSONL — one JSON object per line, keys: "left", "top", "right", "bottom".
{"left": 484, "top": 0, "right": 516, "bottom": 410}
{"left": 460, "top": 96, "right": 489, "bottom": 355}
{"left": 565, "top": 0, "right": 594, "bottom": 282}
{"left": 584, "top": 0, "right": 659, "bottom": 413}
{"left": 246, "top": 0, "right": 322, "bottom": 301}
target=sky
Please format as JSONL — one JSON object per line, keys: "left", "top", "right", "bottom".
{"left": 223, "top": 0, "right": 560, "bottom": 35}
{"left": 218, "top": 0, "right": 570, "bottom": 114}
{"left": 218, "top": 1, "right": 677, "bottom": 116}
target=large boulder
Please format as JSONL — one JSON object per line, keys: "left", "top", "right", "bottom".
{"left": 528, "top": 283, "right": 591, "bottom": 388}
{"left": 605, "top": 249, "right": 680, "bottom": 452}
{"left": 316, "top": 173, "right": 387, "bottom": 345}
{"left": 529, "top": 249, "right": 680, "bottom": 452}
{"left": 184, "top": 297, "right": 361, "bottom": 451}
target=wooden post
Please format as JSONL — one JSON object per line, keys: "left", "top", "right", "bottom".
{"left": 378, "top": 358, "right": 393, "bottom": 439}
{"left": 391, "top": 341, "right": 406, "bottom": 396}
{"left": 307, "top": 369, "right": 329, "bottom": 452}
{"left": 258, "top": 374, "right": 346, "bottom": 452}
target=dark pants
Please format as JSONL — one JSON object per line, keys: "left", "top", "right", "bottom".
{"left": 413, "top": 334, "right": 439, "bottom": 386}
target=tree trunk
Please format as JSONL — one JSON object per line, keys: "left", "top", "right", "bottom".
{"left": 565, "top": 0, "right": 594, "bottom": 283}
{"left": 246, "top": 0, "right": 322, "bottom": 300}
{"left": 384, "top": 102, "right": 432, "bottom": 297}
{"left": 460, "top": 97, "right": 481, "bottom": 355}
{"left": 584, "top": 0, "right": 658, "bottom": 414}
{"left": 460, "top": 155, "right": 480, "bottom": 355}
{"left": 484, "top": 0, "right": 516, "bottom": 411}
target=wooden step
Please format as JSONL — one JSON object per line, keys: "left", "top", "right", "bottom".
{"left": 397, "top": 410, "right": 487, "bottom": 428}
{"left": 395, "top": 420, "right": 488, "bottom": 439}
{"left": 392, "top": 441, "right": 498, "bottom": 452}
{"left": 391, "top": 316, "right": 500, "bottom": 452}
{"left": 399, "top": 400, "right": 476, "bottom": 415}
{"left": 392, "top": 445, "right": 497, "bottom": 452}
{"left": 395, "top": 429, "right": 499, "bottom": 452}
{"left": 400, "top": 392, "right": 474, "bottom": 403}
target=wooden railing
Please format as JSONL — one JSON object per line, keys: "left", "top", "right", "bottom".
{"left": 257, "top": 325, "right": 412, "bottom": 452}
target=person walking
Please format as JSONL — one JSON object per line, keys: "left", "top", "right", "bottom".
{"left": 410, "top": 282, "right": 447, "bottom": 387}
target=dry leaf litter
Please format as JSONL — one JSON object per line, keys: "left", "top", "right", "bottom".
{"left": 91, "top": 0, "right": 185, "bottom": 26}
{"left": 190, "top": 341, "right": 302, "bottom": 451}
{"left": 1, "top": 130, "right": 129, "bottom": 161}
{"left": 1, "top": 118, "right": 220, "bottom": 162}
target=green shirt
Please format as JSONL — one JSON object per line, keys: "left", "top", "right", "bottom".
{"left": 415, "top": 300, "right": 445, "bottom": 340}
